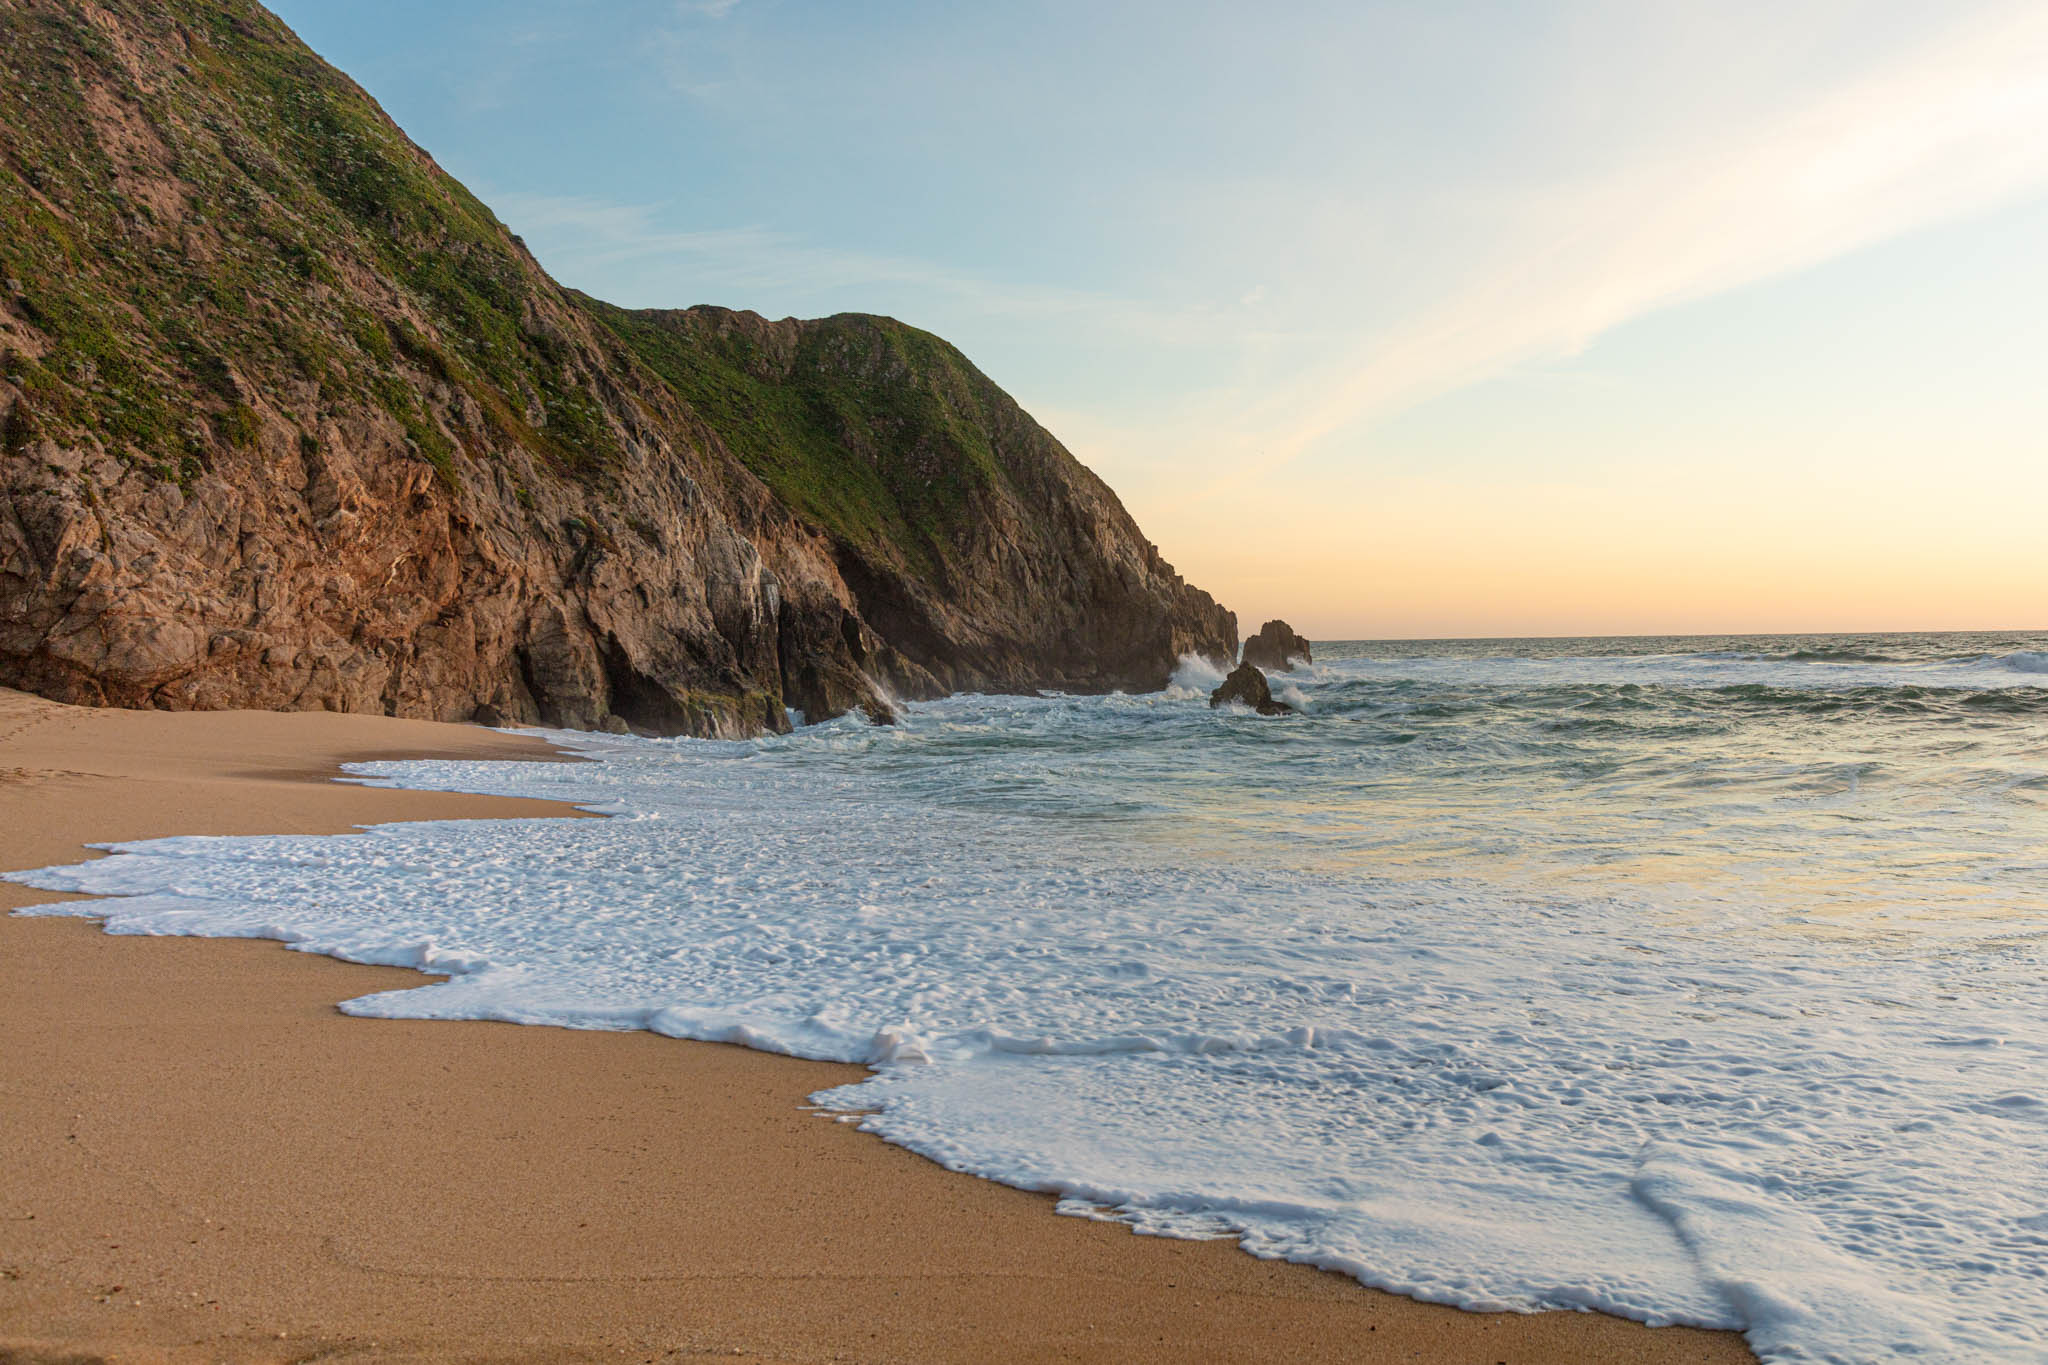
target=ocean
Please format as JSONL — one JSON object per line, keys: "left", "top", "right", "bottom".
{"left": 14, "top": 631, "right": 2048, "bottom": 1363}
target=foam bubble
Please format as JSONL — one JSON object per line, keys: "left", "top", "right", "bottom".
{"left": 1167, "top": 652, "right": 1226, "bottom": 695}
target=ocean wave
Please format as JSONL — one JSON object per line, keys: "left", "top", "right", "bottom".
{"left": 1702, "top": 683, "right": 2048, "bottom": 717}
{"left": 1692, "top": 647, "right": 1912, "bottom": 665}
{"left": 1167, "top": 651, "right": 1226, "bottom": 695}
{"left": 12, "top": 649, "right": 2048, "bottom": 1364}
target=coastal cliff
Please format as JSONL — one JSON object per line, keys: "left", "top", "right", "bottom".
{"left": 0, "top": 0, "right": 1235, "bottom": 735}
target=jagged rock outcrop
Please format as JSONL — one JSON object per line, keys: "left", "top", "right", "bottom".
{"left": 1209, "top": 661, "right": 1293, "bottom": 716}
{"left": 0, "top": 0, "right": 1236, "bottom": 733}
{"left": 1241, "top": 619, "right": 1311, "bottom": 672}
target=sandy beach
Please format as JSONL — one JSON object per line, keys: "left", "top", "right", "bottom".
{"left": 0, "top": 687, "right": 1755, "bottom": 1363}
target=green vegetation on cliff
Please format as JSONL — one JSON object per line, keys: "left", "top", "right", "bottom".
{"left": 0, "top": 0, "right": 618, "bottom": 487}
{"left": 1, "top": 0, "right": 1041, "bottom": 544}
{"left": 585, "top": 301, "right": 1009, "bottom": 576}
{"left": 0, "top": 0, "right": 1237, "bottom": 733}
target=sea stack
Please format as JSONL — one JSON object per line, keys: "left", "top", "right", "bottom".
{"left": 1241, "top": 620, "right": 1313, "bottom": 671}
{"left": 1209, "top": 661, "right": 1294, "bottom": 716}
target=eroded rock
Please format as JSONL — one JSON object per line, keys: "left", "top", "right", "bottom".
{"left": 1209, "top": 661, "right": 1294, "bottom": 716}
{"left": 1241, "top": 620, "right": 1312, "bottom": 672}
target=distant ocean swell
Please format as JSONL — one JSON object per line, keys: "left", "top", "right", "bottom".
{"left": 1698, "top": 646, "right": 2048, "bottom": 670}
{"left": 11, "top": 632, "right": 2048, "bottom": 1365}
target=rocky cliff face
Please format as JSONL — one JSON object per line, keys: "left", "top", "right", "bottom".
{"left": 0, "top": 0, "right": 1235, "bottom": 735}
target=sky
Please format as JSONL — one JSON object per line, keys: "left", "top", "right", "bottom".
{"left": 270, "top": 0, "right": 2048, "bottom": 638}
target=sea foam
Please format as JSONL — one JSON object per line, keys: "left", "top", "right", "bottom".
{"left": 11, "top": 636, "right": 2048, "bottom": 1364}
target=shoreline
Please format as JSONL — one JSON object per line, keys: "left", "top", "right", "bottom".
{"left": 0, "top": 688, "right": 1755, "bottom": 1363}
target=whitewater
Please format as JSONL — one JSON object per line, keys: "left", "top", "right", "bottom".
{"left": 12, "top": 631, "right": 2048, "bottom": 1363}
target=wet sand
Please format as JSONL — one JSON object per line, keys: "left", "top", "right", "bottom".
{"left": 0, "top": 687, "right": 1755, "bottom": 1363}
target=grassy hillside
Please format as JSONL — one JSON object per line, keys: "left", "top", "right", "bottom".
{"left": 0, "top": 0, "right": 620, "bottom": 489}
{"left": 586, "top": 301, "right": 1019, "bottom": 578}
{"left": 0, "top": 0, "right": 1236, "bottom": 730}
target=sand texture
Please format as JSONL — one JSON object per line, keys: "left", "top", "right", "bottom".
{"left": 0, "top": 689, "right": 1755, "bottom": 1363}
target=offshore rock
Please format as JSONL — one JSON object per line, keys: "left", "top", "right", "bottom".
{"left": 1209, "top": 661, "right": 1293, "bottom": 716}
{"left": 0, "top": 0, "right": 1237, "bottom": 737}
{"left": 1241, "top": 619, "right": 1312, "bottom": 671}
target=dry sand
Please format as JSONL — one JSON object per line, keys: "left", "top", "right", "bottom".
{"left": 0, "top": 687, "right": 1755, "bottom": 1363}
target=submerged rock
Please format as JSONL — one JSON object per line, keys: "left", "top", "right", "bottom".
{"left": 1209, "top": 661, "right": 1294, "bottom": 716}
{"left": 1241, "top": 620, "right": 1312, "bottom": 672}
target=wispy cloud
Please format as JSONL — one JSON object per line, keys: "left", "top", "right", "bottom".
{"left": 1176, "top": 1, "right": 2048, "bottom": 499}
{"left": 491, "top": 190, "right": 1237, "bottom": 347}
{"left": 478, "top": 1, "right": 2048, "bottom": 519}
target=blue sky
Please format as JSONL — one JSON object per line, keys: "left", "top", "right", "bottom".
{"left": 272, "top": 0, "right": 2048, "bottom": 636}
